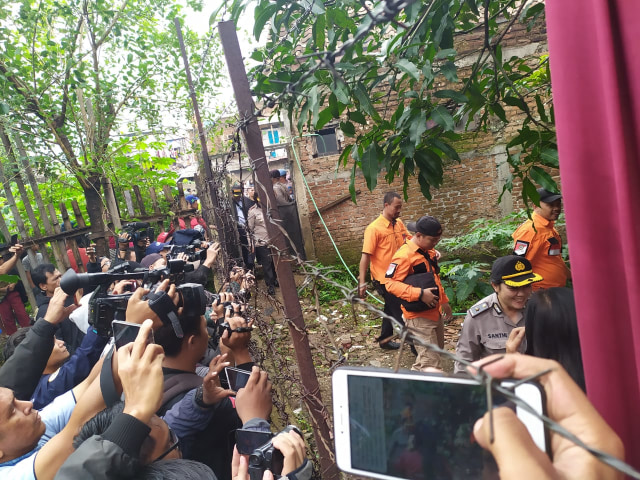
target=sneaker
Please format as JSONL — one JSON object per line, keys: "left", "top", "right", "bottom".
{"left": 380, "top": 341, "right": 400, "bottom": 350}
{"left": 267, "top": 286, "right": 276, "bottom": 296}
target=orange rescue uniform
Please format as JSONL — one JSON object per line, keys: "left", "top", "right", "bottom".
{"left": 383, "top": 241, "right": 449, "bottom": 321}
{"left": 512, "top": 211, "right": 570, "bottom": 290}
{"left": 362, "top": 215, "right": 410, "bottom": 282}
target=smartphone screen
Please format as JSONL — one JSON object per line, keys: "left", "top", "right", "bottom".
{"left": 10, "top": 234, "right": 18, "bottom": 246}
{"left": 225, "top": 367, "right": 251, "bottom": 391}
{"left": 112, "top": 320, "right": 154, "bottom": 350}
{"left": 332, "top": 368, "right": 546, "bottom": 480}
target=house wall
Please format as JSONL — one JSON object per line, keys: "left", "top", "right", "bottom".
{"left": 291, "top": 21, "right": 556, "bottom": 265}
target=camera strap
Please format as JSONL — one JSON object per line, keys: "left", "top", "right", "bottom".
{"left": 146, "top": 290, "right": 184, "bottom": 339}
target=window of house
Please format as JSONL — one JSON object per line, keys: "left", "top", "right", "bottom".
{"left": 315, "top": 127, "right": 341, "bottom": 156}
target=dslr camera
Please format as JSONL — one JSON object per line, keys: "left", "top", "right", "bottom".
{"left": 248, "top": 425, "right": 302, "bottom": 480}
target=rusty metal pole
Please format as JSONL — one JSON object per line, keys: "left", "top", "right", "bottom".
{"left": 218, "top": 20, "right": 339, "bottom": 480}
{"left": 174, "top": 18, "right": 241, "bottom": 272}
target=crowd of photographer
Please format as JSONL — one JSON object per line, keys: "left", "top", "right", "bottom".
{"left": 0, "top": 228, "right": 313, "bottom": 480}
{"left": 0, "top": 204, "right": 628, "bottom": 479}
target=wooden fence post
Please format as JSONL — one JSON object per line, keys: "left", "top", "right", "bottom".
{"left": 48, "top": 204, "right": 71, "bottom": 271}
{"left": 60, "top": 202, "right": 85, "bottom": 273}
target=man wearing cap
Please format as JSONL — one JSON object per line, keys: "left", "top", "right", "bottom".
{"left": 384, "top": 215, "right": 452, "bottom": 369}
{"left": 359, "top": 192, "right": 410, "bottom": 350}
{"left": 270, "top": 169, "right": 291, "bottom": 205}
{"left": 512, "top": 188, "right": 571, "bottom": 290}
{"left": 454, "top": 255, "right": 543, "bottom": 373}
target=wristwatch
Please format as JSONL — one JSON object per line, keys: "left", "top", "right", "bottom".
{"left": 194, "top": 385, "right": 215, "bottom": 408}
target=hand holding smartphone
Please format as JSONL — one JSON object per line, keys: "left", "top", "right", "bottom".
{"left": 112, "top": 320, "right": 154, "bottom": 350}
{"left": 332, "top": 367, "right": 548, "bottom": 480}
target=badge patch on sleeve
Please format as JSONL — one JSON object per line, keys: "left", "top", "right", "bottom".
{"left": 385, "top": 263, "right": 398, "bottom": 277}
{"left": 514, "top": 240, "right": 529, "bottom": 256}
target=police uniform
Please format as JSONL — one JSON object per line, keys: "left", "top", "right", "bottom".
{"left": 453, "top": 292, "right": 526, "bottom": 373}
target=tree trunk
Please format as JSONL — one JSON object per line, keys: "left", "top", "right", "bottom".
{"left": 82, "top": 176, "right": 108, "bottom": 256}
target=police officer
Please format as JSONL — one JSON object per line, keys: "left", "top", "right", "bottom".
{"left": 454, "top": 255, "right": 543, "bottom": 373}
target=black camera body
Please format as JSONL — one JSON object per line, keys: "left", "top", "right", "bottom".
{"left": 119, "top": 222, "right": 154, "bottom": 245}
{"left": 168, "top": 239, "right": 207, "bottom": 263}
{"left": 248, "top": 425, "right": 302, "bottom": 480}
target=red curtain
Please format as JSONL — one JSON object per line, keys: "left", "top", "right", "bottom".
{"left": 545, "top": 0, "right": 640, "bottom": 465}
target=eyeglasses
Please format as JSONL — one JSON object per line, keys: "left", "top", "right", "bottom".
{"left": 154, "top": 427, "right": 181, "bottom": 462}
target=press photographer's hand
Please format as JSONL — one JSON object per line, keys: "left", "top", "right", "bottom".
{"left": 202, "top": 354, "right": 234, "bottom": 406}
{"left": 125, "top": 279, "right": 178, "bottom": 328}
{"left": 471, "top": 355, "right": 624, "bottom": 480}
{"left": 43, "top": 287, "right": 78, "bottom": 325}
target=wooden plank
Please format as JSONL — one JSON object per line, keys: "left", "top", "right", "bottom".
{"left": 123, "top": 190, "right": 135, "bottom": 218}
{"left": 102, "top": 177, "right": 122, "bottom": 231}
{"left": 48, "top": 203, "right": 71, "bottom": 271}
{"left": 177, "top": 182, "right": 189, "bottom": 210}
{"left": 162, "top": 185, "right": 174, "bottom": 204}
{"left": 132, "top": 185, "right": 147, "bottom": 216}
{"left": 70, "top": 200, "right": 87, "bottom": 228}
{"left": 0, "top": 212, "right": 37, "bottom": 311}
{"left": 60, "top": 202, "right": 86, "bottom": 273}
{"left": 0, "top": 125, "right": 42, "bottom": 238}
{"left": 12, "top": 132, "right": 54, "bottom": 234}
{"left": 149, "top": 187, "right": 161, "bottom": 214}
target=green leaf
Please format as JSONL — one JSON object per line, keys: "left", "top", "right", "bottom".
{"left": 348, "top": 111, "right": 367, "bottom": 125}
{"left": 0, "top": 102, "right": 9, "bottom": 115}
{"left": 316, "top": 106, "right": 334, "bottom": 129}
{"left": 329, "top": 93, "right": 340, "bottom": 118}
{"left": 529, "top": 166, "right": 557, "bottom": 192}
{"left": 435, "top": 48, "right": 457, "bottom": 60}
{"left": 339, "top": 120, "right": 355, "bottom": 137}
{"left": 429, "top": 138, "right": 460, "bottom": 161}
{"left": 311, "top": 0, "right": 326, "bottom": 14}
{"left": 439, "top": 61, "right": 458, "bottom": 82}
{"left": 540, "top": 147, "right": 559, "bottom": 168}
{"left": 433, "top": 89, "right": 468, "bottom": 104}
{"left": 408, "top": 110, "right": 427, "bottom": 145}
{"left": 254, "top": 4, "right": 279, "bottom": 41}
{"left": 430, "top": 106, "right": 455, "bottom": 131}
{"left": 361, "top": 143, "right": 379, "bottom": 191}
{"left": 503, "top": 95, "right": 527, "bottom": 111}
{"left": 354, "top": 83, "right": 381, "bottom": 121}
{"left": 465, "top": 0, "right": 480, "bottom": 15}
{"left": 332, "top": 77, "right": 351, "bottom": 105}
{"left": 395, "top": 59, "right": 421, "bottom": 81}
{"left": 313, "top": 14, "right": 326, "bottom": 49}
{"left": 522, "top": 176, "right": 538, "bottom": 205}
{"left": 492, "top": 103, "right": 508, "bottom": 123}
{"left": 535, "top": 95, "right": 548, "bottom": 122}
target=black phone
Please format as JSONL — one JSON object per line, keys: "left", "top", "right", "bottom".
{"left": 225, "top": 367, "right": 251, "bottom": 391}
{"left": 10, "top": 234, "right": 18, "bottom": 246}
{"left": 112, "top": 320, "right": 154, "bottom": 350}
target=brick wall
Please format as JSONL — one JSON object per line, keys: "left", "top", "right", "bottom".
{"left": 292, "top": 21, "right": 557, "bottom": 265}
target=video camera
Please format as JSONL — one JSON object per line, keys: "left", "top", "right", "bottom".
{"left": 119, "top": 222, "right": 154, "bottom": 245}
{"left": 60, "top": 260, "right": 206, "bottom": 337}
{"left": 168, "top": 239, "right": 208, "bottom": 263}
{"left": 248, "top": 425, "right": 302, "bottom": 480}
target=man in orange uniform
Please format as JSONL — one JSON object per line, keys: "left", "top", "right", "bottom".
{"left": 512, "top": 188, "right": 571, "bottom": 290}
{"left": 359, "top": 192, "right": 410, "bottom": 350}
{"left": 384, "top": 216, "right": 452, "bottom": 370}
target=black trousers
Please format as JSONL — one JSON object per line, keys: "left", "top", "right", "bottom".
{"left": 254, "top": 245, "right": 277, "bottom": 287}
{"left": 373, "top": 281, "right": 405, "bottom": 341}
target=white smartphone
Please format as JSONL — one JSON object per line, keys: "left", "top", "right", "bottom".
{"left": 332, "top": 367, "right": 548, "bottom": 480}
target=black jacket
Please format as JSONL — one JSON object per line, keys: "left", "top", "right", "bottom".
{"left": 0, "top": 318, "right": 57, "bottom": 400}
{"left": 54, "top": 413, "right": 149, "bottom": 480}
